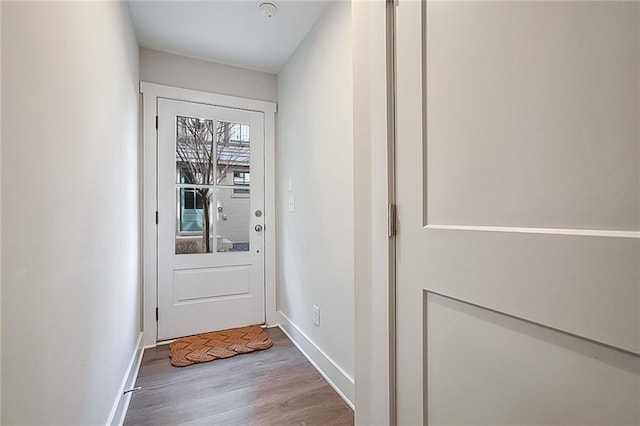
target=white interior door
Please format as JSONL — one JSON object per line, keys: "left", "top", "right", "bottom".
{"left": 395, "top": 1, "right": 639, "bottom": 425}
{"left": 157, "top": 98, "right": 265, "bottom": 340}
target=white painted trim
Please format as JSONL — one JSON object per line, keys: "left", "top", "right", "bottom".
{"left": 264, "top": 109, "right": 278, "bottom": 326}
{"left": 425, "top": 289, "right": 640, "bottom": 357}
{"left": 141, "top": 83, "right": 158, "bottom": 347}
{"left": 425, "top": 224, "right": 640, "bottom": 239}
{"left": 352, "top": 1, "right": 394, "bottom": 424}
{"left": 140, "top": 82, "right": 276, "bottom": 113}
{"left": 140, "top": 82, "right": 278, "bottom": 347}
{"left": 106, "top": 333, "right": 144, "bottom": 426}
{"left": 277, "top": 313, "right": 355, "bottom": 410}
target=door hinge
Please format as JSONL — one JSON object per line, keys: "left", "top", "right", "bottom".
{"left": 155, "top": 307, "right": 158, "bottom": 321}
{"left": 155, "top": 115, "right": 158, "bottom": 129}
{"left": 388, "top": 204, "right": 397, "bottom": 237}
{"left": 155, "top": 211, "right": 158, "bottom": 224}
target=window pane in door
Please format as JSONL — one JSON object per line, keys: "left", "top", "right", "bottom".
{"left": 176, "top": 116, "right": 215, "bottom": 185}
{"left": 215, "top": 187, "right": 250, "bottom": 252}
{"left": 175, "top": 187, "right": 214, "bottom": 254}
{"left": 216, "top": 121, "right": 250, "bottom": 186}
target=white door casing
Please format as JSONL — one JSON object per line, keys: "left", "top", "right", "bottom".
{"left": 140, "top": 82, "right": 277, "bottom": 347}
{"left": 157, "top": 99, "right": 265, "bottom": 340}
{"left": 395, "top": 1, "right": 639, "bottom": 425}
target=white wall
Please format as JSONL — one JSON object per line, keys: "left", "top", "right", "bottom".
{"left": 1, "top": 2, "right": 141, "bottom": 424}
{"left": 140, "top": 47, "right": 277, "bottom": 102}
{"left": 277, "top": 1, "right": 355, "bottom": 404}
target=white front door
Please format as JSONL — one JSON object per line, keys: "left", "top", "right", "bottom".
{"left": 157, "top": 98, "right": 265, "bottom": 340}
{"left": 395, "top": 1, "right": 639, "bottom": 425}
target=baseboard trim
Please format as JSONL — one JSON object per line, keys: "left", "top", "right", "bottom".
{"left": 107, "top": 332, "right": 145, "bottom": 426}
{"left": 277, "top": 312, "right": 355, "bottom": 409}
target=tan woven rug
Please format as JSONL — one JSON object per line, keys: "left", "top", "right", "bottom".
{"left": 169, "top": 325, "right": 273, "bottom": 367}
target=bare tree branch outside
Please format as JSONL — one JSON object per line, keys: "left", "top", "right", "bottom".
{"left": 175, "top": 117, "right": 250, "bottom": 253}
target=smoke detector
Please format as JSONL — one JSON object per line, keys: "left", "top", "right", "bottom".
{"left": 258, "top": 1, "right": 277, "bottom": 18}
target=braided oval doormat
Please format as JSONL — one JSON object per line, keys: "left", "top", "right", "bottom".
{"left": 169, "top": 325, "right": 273, "bottom": 367}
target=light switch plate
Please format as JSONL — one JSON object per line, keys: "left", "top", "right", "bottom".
{"left": 288, "top": 195, "right": 295, "bottom": 212}
{"left": 312, "top": 305, "right": 320, "bottom": 326}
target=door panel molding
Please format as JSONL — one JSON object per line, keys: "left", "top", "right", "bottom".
{"left": 395, "top": 1, "right": 640, "bottom": 424}
{"left": 173, "top": 265, "right": 251, "bottom": 303}
{"left": 425, "top": 289, "right": 640, "bottom": 358}
{"left": 424, "top": 291, "right": 640, "bottom": 425}
{"left": 140, "top": 82, "right": 277, "bottom": 347}
{"left": 419, "top": 0, "right": 640, "bottom": 239}
{"left": 424, "top": 224, "right": 639, "bottom": 239}
{"left": 420, "top": 1, "right": 640, "bottom": 234}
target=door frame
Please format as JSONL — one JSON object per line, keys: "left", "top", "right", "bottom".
{"left": 140, "top": 81, "right": 277, "bottom": 347}
{"left": 351, "top": 0, "right": 397, "bottom": 424}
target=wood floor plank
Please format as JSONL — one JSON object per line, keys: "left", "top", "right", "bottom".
{"left": 124, "top": 327, "right": 354, "bottom": 426}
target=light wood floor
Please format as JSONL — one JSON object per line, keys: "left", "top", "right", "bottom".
{"left": 124, "top": 327, "right": 354, "bottom": 425}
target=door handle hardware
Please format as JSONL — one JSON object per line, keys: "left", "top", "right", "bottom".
{"left": 255, "top": 224, "right": 263, "bottom": 232}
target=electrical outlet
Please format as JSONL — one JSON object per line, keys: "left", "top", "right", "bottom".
{"left": 312, "top": 305, "right": 320, "bottom": 327}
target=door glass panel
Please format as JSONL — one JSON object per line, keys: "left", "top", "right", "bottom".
{"left": 216, "top": 121, "right": 250, "bottom": 186}
{"left": 175, "top": 187, "right": 213, "bottom": 254}
{"left": 215, "top": 187, "right": 250, "bottom": 252}
{"left": 176, "top": 116, "right": 215, "bottom": 185}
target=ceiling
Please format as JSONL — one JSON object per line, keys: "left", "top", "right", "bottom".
{"left": 127, "top": 1, "right": 329, "bottom": 74}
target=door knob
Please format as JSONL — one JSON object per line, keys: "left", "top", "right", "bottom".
{"left": 255, "top": 224, "right": 263, "bottom": 232}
